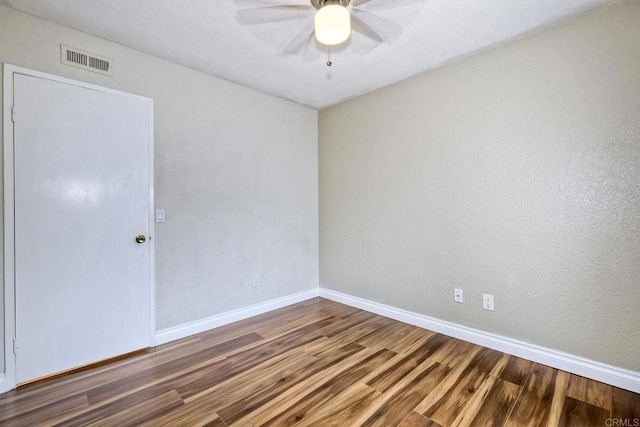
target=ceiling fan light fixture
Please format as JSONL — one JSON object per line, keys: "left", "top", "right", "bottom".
{"left": 315, "top": 4, "right": 350, "bottom": 46}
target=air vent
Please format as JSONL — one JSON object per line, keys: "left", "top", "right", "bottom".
{"left": 60, "top": 45, "right": 113, "bottom": 76}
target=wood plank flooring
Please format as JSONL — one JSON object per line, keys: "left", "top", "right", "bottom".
{"left": 0, "top": 297, "right": 638, "bottom": 426}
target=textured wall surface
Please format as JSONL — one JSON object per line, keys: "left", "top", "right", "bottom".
{"left": 319, "top": 0, "right": 640, "bottom": 371}
{"left": 0, "top": 6, "right": 318, "bottom": 373}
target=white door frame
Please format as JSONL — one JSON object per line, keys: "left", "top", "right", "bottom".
{"left": 2, "top": 64, "right": 156, "bottom": 393}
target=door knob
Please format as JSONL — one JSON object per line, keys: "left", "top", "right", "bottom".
{"left": 135, "top": 235, "right": 146, "bottom": 244}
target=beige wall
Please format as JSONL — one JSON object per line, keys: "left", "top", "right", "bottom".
{"left": 319, "top": 0, "right": 640, "bottom": 371}
{"left": 0, "top": 6, "right": 319, "bottom": 372}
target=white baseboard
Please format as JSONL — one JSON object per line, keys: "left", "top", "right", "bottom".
{"left": 0, "top": 374, "right": 6, "bottom": 394}
{"left": 155, "top": 288, "right": 320, "bottom": 345}
{"left": 319, "top": 287, "right": 640, "bottom": 394}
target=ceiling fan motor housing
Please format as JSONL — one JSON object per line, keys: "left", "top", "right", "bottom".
{"left": 312, "top": 0, "right": 351, "bottom": 10}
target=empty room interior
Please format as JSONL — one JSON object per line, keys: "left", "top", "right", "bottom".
{"left": 0, "top": 0, "right": 639, "bottom": 425}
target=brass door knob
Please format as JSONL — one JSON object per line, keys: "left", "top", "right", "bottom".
{"left": 135, "top": 235, "right": 146, "bottom": 244}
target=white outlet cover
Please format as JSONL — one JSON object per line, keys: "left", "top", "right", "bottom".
{"left": 454, "top": 288, "right": 464, "bottom": 303}
{"left": 483, "top": 294, "right": 495, "bottom": 311}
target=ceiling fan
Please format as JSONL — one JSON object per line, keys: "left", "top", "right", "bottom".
{"left": 235, "top": 0, "right": 423, "bottom": 64}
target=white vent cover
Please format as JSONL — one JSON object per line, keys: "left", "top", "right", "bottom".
{"left": 60, "top": 45, "right": 113, "bottom": 76}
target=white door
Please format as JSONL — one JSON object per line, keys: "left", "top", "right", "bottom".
{"left": 12, "top": 72, "right": 153, "bottom": 384}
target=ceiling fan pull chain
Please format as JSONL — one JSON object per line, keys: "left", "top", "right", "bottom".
{"left": 326, "top": 45, "right": 332, "bottom": 67}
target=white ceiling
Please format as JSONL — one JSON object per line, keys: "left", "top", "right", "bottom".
{"left": 1, "top": 0, "right": 617, "bottom": 109}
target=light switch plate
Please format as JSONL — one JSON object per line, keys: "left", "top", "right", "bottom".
{"left": 155, "top": 209, "right": 165, "bottom": 223}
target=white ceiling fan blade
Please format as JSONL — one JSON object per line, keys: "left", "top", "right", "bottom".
{"left": 280, "top": 19, "right": 321, "bottom": 62}
{"left": 351, "top": 8, "right": 402, "bottom": 44}
{"left": 352, "top": 0, "right": 425, "bottom": 10}
{"left": 236, "top": 5, "right": 313, "bottom": 25}
{"left": 235, "top": 0, "right": 310, "bottom": 8}
{"left": 281, "top": 18, "right": 315, "bottom": 55}
{"left": 350, "top": 12, "right": 383, "bottom": 43}
{"left": 348, "top": 30, "right": 380, "bottom": 55}
{"left": 302, "top": 35, "right": 322, "bottom": 62}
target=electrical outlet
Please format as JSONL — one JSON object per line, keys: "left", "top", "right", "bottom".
{"left": 482, "top": 294, "right": 494, "bottom": 311}
{"left": 454, "top": 288, "right": 464, "bottom": 303}
{"left": 252, "top": 274, "right": 260, "bottom": 288}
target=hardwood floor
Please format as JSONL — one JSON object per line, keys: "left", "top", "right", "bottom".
{"left": 0, "top": 298, "right": 638, "bottom": 426}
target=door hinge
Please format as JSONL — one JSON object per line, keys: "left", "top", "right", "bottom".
{"left": 13, "top": 338, "right": 17, "bottom": 354}
{"left": 11, "top": 106, "right": 16, "bottom": 122}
